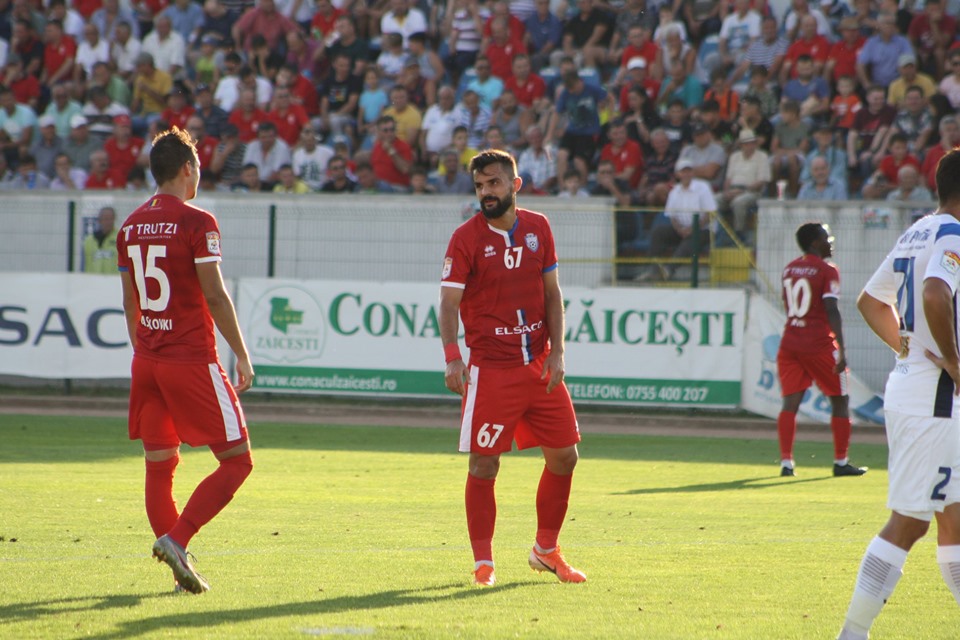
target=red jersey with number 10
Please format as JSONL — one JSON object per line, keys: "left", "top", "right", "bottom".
{"left": 116, "top": 194, "right": 223, "bottom": 363}
{"left": 780, "top": 253, "right": 840, "bottom": 351}
{"left": 441, "top": 208, "right": 558, "bottom": 368}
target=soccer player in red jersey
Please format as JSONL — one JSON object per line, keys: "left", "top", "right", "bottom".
{"left": 116, "top": 127, "right": 254, "bottom": 594}
{"left": 777, "top": 223, "right": 867, "bottom": 478}
{"left": 439, "top": 149, "right": 585, "bottom": 587}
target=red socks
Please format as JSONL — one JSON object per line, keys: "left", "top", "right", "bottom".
{"left": 167, "top": 451, "right": 253, "bottom": 548}
{"left": 831, "top": 416, "right": 852, "bottom": 461}
{"left": 465, "top": 474, "right": 496, "bottom": 563}
{"left": 778, "top": 411, "right": 797, "bottom": 461}
{"left": 536, "top": 467, "right": 572, "bottom": 550}
{"left": 145, "top": 454, "right": 180, "bottom": 538}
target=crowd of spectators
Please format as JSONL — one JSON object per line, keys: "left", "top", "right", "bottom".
{"left": 1, "top": 0, "right": 960, "bottom": 254}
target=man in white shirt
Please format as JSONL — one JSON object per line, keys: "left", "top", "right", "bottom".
{"left": 75, "top": 23, "right": 111, "bottom": 80}
{"left": 420, "top": 86, "right": 458, "bottom": 166}
{"left": 717, "top": 129, "right": 770, "bottom": 243}
{"left": 110, "top": 21, "right": 142, "bottom": 79}
{"left": 292, "top": 125, "right": 334, "bottom": 190}
{"left": 380, "top": 0, "right": 427, "bottom": 50}
{"left": 242, "top": 121, "right": 292, "bottom": 185}
{"left": 638, "top": 158, "right": 716, "bottom": 282}
{"left": 141, "top": 15, "right": 186, "bottom": 77}
{"left": 718, "top": 0, "right": 760, "bottom": 68}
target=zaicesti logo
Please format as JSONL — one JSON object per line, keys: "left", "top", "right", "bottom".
{"left": 270, "top": 297, "right": 304, "bottom": 333}
{"left": 249, "top": 286, "right": 326, "bottom": 364}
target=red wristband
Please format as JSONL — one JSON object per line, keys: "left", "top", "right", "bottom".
{"left": 444, "top": 343, "right": 462, "bottom": 364}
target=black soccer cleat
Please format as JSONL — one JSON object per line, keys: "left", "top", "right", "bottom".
{"left": 780, "top": 466, "right": 795, "bottom": 477}
{"left": 833, "top": 463, "right": 868, "bottom": 477}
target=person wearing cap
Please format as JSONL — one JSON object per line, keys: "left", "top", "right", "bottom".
{"left": 0, "top": 85, "right": 36, "bottom": 150}
{"left": 637, "top": 157, "right": 716, "bottom": 282}
{"left": 678, "top": 121, "right": 726, "bottom": 191}
{"left": 63, "top": 114, "right": 102, "bottom": 171}
{"left": 907, "top": 0, "right": 956, "bottom": 79}
{"left": 29, "top": 115, "right": 64, "bottom": 178}
{"left": 887, "top": 53, "right": 938, "bottom": 108}
{"left": 617, "top": 56, "right": 660, "bottom": 118}
{"left": 825, "top": 16, "right": 866, "bottom": 86}
{"left": 856, "top": 12, "right": 915, "bottom": 89}
{"left": 718, "top": 128, "right": 769, "bottom": 242}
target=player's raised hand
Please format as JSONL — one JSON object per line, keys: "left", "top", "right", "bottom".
{"left": 542, "top": 350, "right": 565, "bottom": 394}
{"left": 235, "top": 357, "right": 255, "bottom": 393}
{"left": 445, "top": 359, "right": 470, "bottom": 396}
{"left": 925, "top": 349, "right": 960, "bottom": 395}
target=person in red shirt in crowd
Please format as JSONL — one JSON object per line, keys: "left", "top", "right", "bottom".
{"left": 503, "top": 54, "right": 548, "bottom": 114}
{"left": 920, "top": 116, "right": 958, "bottom": 195}
{"left": 41, "top": 19, "right": 76, "bottom": 85}
{"left": 776, "top": 222, "right": 866, "bottom": 478}
{"left": 439, "top": 148, "right": 585, "bottom": 588}
{"left": 85, "top": 148, "right": 127, "bottom": 189}
{"left": 862, "top": 133, "right": 920, "bottom": 199}
{"left": 310, "top": 0, "right": 345, "bottom": 41}
{"left": 74, "top": 0, "right": 102, "bottom": 19}
{"left": 231, "top": 0, "right": 297, "bottom": 52}
{"left": 104, "top": 114, "right": 145, "bottom": 179}
{"left": 370, "top": 115, "right": 412, "bottom": 190}
{"left": 161, "top": 87, "right": 196, "bottom": 131}
{"left": 618, "top": 57, "right": 660, "bottom": 114}
{"left": 617, "top": 25, "right": 660, "bottom": 82}
{"left": 186, "top": 115, "right": 220, "bottom": 170}
{"left": 227, "top": 87, "right": 268, "bottom": 143}
{"left": 482, "top": 0, "right": 525, "bottom": 46}
{"left": 0, "top": 56, "right": 40, "bottom": 110}
{"left": 483, "top": 16, "right": 527, "bottom": 82}
{"left": 907, "top": 0, "right": 956, "bottom": 78}
{"left": 600, "top": 119, "right": 643, "bottom": 189}
{"left": 116, "top": 127, "right": 254, "bottom": 595}
{"left": 276, "top": 64, "right": 319, "bottom": 118}
{"left": 268, "top": 85, "right": 310, "bottom": 147}
{"left": 825, "top": 16, "right": 865, "bottom": 86}
{"left": 780, "top": 14, "right": 829, "bottom": 84}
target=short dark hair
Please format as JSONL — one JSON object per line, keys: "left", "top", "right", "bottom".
{"left": 796, "top": 223, "right": 826, "bottom": 252}
{"left": 936, "top": 148, "right": 960, "bottom": 205}
{"left": 889, "top": 133, "right": 908, "bottom": 147}
{"left": 149, "top": 127, "right": 197, "bottom": 185}
{"left": 468, "top": 149, "right": 517, "bottom": 180}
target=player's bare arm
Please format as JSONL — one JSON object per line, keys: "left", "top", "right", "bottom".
{"left": 541, "top": 268, "right": 565, "bottom": 394}
{"left": 196, "top": 261, "right": 254, "bottom": 393}
{"left": 922, "top": 276, "right": 960, "bottom": 392}
{"left": 823, "top": 297, "right": 847, "bottom": 373}
{"left": 439, "top": 285, "right": 470, "bottom": 396}
{"left": 856, "top": 290, "right": 902, "bottom": 354}
{"left": 119, "top": 270, "right": 140, "bottom": 350}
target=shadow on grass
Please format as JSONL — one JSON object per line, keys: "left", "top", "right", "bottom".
{"left": 0, "top": 593, "right": 170, "bottom": 625}
{"left": 64, "top": 582, "right": 532, "bottom": 639}
{"left": 615, "top": 475, "right": 832, "bottom": 495}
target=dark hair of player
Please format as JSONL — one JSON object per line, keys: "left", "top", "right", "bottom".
{"left": 469, "top": 149, "right": 517, "bottom": 179}
{"left": 149, "top": 127, "right": 197, "bottom": 186}
{"left": 796, "top": 223, "right": 826, "bottom": 253}
{"left": 937, "top": 147, "right": 960, "bottom": 206}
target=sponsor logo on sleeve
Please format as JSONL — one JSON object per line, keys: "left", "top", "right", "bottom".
{"left": 442, "top": 257, "right": 453, "bottom": 279}
{"left": 940, "top": 250, "right": 960, "bottom": 275}
{"left": 206, "top": 232, "right": 221, "bottom": 255}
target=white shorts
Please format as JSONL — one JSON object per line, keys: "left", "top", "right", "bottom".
{"left": 885, "top": 410, "right": 960, "bottom": 521}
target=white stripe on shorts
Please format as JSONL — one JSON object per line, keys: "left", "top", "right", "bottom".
{"left": 209, "top": 363, "right": 243, "bottom": 441}
{"left": 459, "top": 364, "right": 480, "bottom": 452}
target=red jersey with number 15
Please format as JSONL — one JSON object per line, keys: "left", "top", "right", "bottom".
{"left": 441, "top": 208, "right": 558, "bottom": 368}
{"left": 116, "top": 194, "right": 223, "bottom": 363}
{"left": 780, "top": 253, "right": 840, "bottom": 351}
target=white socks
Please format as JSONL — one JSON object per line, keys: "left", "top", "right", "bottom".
{"left": 937, "top": 545, "right": 960, "bottom": 605}
{"left": 840, "top": 536, "right": 908, "bottom": 639}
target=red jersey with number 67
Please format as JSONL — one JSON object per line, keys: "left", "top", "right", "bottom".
{"left": 441, "top": 208, "right": 558, "bottom": 368}
{"left": 780, "top": 253, "right": 840, "bottom": 351}
{"left": 116, "top": 194, "right": 223, "bottom": 363}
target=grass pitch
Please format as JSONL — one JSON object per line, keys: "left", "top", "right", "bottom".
{"left": 0, "top": 413, "right": 957, "bottom": 639}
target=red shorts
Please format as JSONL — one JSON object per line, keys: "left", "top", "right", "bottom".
{"left": 777, "top": 344, "right": 847, "bottom": 398}
{"left": 129, "top": 355, "right": 249, "bottom": 448}
{"left": 458, "top": 351, "right": 580, "bottom": 454}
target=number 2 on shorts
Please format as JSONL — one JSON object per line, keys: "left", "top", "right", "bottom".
{"left": 477, "top": 423, "right": 504, "bottom": 448}
{"left": 932, "top": 466, "right": 952, "bottom": 501}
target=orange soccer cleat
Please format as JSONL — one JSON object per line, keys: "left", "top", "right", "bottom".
{"left": 528, "top": 546, "right": 586, "bottom": 583}
{"left": 473, "top": 564, "right": 496, "bottom": 586}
